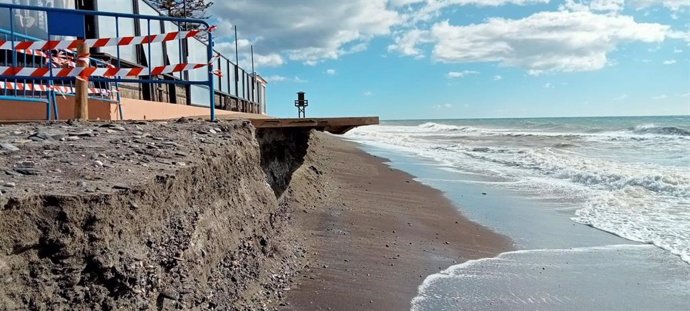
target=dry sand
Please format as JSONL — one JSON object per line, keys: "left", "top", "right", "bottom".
{"left": 283, "top": 133, "right": 512, "bottom": 311}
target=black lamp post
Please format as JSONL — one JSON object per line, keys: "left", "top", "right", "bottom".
{"left": 295, "top": 91, "right": 308, "bottom": 118}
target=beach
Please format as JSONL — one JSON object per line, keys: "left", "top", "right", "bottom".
{"left": 344, "top": 117, "right": 690, "bottom": 310}
{"left": 281, "top": 133, "right": 511, "bottom": 311}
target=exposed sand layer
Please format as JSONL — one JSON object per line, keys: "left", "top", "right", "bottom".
{"left": 0, "top": 120, "right": 318, "bottom": 310}
{"left": 0, "top": 121, "right": 511, "bottom": 310}
{"left": 283, "top": 133, "right": 512, "bottom": 311}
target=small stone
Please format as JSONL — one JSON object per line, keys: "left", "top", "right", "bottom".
{"left": 209, "top": 129, "right": 217, "bottom": 134}
{"left": 3, "top": 182, "right": 16, "bottom": 188}
{"left": 65, "top": 136, "right": 80, "bottom": 141}
{"left": 72, "top": 130, "right": 95, "bottom": 137}
{"left": 160, "top": 290, "right": 179, "bottom": 301}
{"left": 14, "top": 168, "right": 38, "bottom": 175}
{"left": 0, "top": 143, "right": 19, "bottom": 152}
{"left": 176, "top": 162, "right": 186, "bottom": 167}
{"left": 113, "top": 184, "right": 130, "bottom": 191}
{"left": 77, "top": 181, "right": 87, "bottom": 188}
{"left": 481, "top": 192, "right": 487, "bottom": 195}
{"left": 94, "top": 160, "right": 104, "bottom": 167}
{"left": 18, "top": 161, "right": 35, "bottom": 168}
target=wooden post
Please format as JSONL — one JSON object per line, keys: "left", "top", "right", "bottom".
{"left": 75, "top": 41, "right": 89, "bottom": 120}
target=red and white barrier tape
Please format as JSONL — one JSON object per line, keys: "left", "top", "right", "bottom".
{"left": 12, "top": 49, "right": 77, "bottom": 67}
{"left": 0, "top": 63, "right": 209, "bottom": 78}
{"left": 0, "top": 26, "right": 216, "bottom": 51}
{"left": 0, "top": 81, "right": 112, "bottom": 95}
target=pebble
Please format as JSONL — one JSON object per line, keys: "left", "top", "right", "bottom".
{"left": 209, "top": 129, "right": 217, "bottom": 134}
{"left": 94, "top": 160, "right": 104, "bottom": 167}
{"left": 0, "top": 143, "right": 19, "bottom": 152}
{"left": 160, "top": 290, "right": 179, "bottom": 301}
{"left": 72, "top": 131, "right": 95, "bottom": 137}
{"left": 77, "top": 181, "right": 87, "bottom": 188}
{"left": 3, "top": 182, "right": 16, "bottom": 188}
{"left": 65, "top": 136, "right": 80, "bottom": 141}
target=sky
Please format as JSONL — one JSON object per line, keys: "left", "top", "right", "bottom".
{"left": 208, "top": 0, "right": 690, "bottom": 119}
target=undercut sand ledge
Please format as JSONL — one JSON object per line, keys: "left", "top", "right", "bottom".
{"left": 0, "top": 120, "right": 510, "bottom": 310}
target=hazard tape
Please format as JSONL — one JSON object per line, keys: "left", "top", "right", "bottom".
{"left": 12, "top": 49, "right": 77, "bottom": 67}
{"left": 0, "top": 81, "right": 113, "bottom": 95}
{"left": 0, "top": 26, "right": 216, "bottom": 51}
{"left": 0, "top": 63, "right": 209, "bottom": 78}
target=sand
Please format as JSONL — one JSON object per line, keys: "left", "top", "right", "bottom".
{"left": 283, "top": 133, "right": 512, "bottom": 311}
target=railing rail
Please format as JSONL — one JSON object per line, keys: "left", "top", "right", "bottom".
{"left": 0, "top": 1, "right": 237, "bottom": 121}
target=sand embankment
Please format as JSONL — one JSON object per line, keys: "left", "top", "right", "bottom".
{"left": 0, "top": 120, "right": 510, "bottom": 310}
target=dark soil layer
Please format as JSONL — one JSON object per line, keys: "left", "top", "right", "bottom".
{"left": 0, "top": 120, "right": 323, "bottom": 311}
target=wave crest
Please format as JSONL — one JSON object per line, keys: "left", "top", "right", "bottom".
{"left": 632, "top": 124, "right": 690, "bottom": 136}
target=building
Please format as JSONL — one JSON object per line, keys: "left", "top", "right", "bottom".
{"left": 0, "top": 0, "right": 267, "bottom": 120}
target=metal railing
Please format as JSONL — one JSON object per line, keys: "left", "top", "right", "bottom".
{"left": 0, "top": 2, "right": 220, "bottom": 120}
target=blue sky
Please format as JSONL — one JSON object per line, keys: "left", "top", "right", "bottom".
{"left": 210, "top": 0, "right": 690, "bottom": 119}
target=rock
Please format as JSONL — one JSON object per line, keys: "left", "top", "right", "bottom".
{"left": 65, "top": 136, "right": 80, "bottom": 141}
{"left": 94, "top": 160, "right": 104, "bottom": 167}
{"left": 30, "top": 130, "right": 65, "bottom": 141}
{"left": 160, "top": 290, "right": 179, "bottom": 301}
{"left": 3, "top": 182, "right": 16, "bottom": 188}
{"left": 18, "top": 161, "right": 35, "bottom": 168}
{"left": 102, "top": 123, "right": 126, "bottom": 131}
{"left": 1, "top": 143, "right": 19, "bottom": 152}
{"left": 5, "top": 170, "right": 22, "bottom": 177}
{"left": 72, "top": 130, "right": 95, "bottom": 137}
{"left": 112, "top": 184, "right": 130, "bottom": 191}
{"left": 209, "top": 129, "right": 217, "bottom": 134}
{"left": 14, "top": 168, "right": 38, "bottom": 175}
{"left": 77, "top": 181, "right": 87, "bottom": 188}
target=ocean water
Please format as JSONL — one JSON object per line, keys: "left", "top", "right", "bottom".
{"left": 344, "top": 116, "right": 690, "bottom": 310}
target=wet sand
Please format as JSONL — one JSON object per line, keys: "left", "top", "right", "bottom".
{"left": 282, "top": 133, "right": 512, "bottom": 311}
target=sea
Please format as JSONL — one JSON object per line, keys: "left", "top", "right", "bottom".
{"left": 344, "top": 116, "right": 690, "bottom": 310}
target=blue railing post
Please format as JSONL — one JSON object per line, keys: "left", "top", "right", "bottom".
{"left": 207, "top": 29, "right": 215, "bottom": 121}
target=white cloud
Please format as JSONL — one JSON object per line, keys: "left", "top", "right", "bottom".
{"left": 494, "top": 75, "right": 503, "bottom": 80}
{"left": 264, "top": 75, "right": 307, "bottom": 83}
{"left": 406, "top": 0, "right": 550, "bottom": 23}
{"left": 544, "top": 82, "right": 553, "bottom": 88}
{"left": 326, "top": 69, "right": 336, "bottom": 75}
{"left": 612, "top": 93, "right": 629, "bottom": 101}
{"left": 433, "top": 103, "right": 454, "bottom": 109}
{"left": 388, "top": 29, "right": 431, "bottom": 57}
{"left": 629, "top": 0, "right": 690, "bottom": 11}
{"left": 264, "top": 75, "right": 287, "bottom": 82}
{"left": 663, "top": 59, "right": 677, "bottom": 64}
{"left": 674, "top": 48, "right": 684, "bottom": 53}
{"left": 652, "top": 94, "right": 668, "bottom": 100}
{"left": 364, "top": 91, "right": 373, "bottom": 96}
{"left": 668, "top": 30, "right": 690, "bottom": 44}
{"left": 680, "top": 92, "right": 690, "bottom": 97}
{"left": 211, "top": 1, "right": 402, "bottom": 65}
{"left": 428, "top": 10, "right": 668, "bottom": 74}
{"left": 214, "top": 41, "right": 285, "bottom": 68}
{"left": 447, "top": 70, "right": 479, "bottom": 78}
